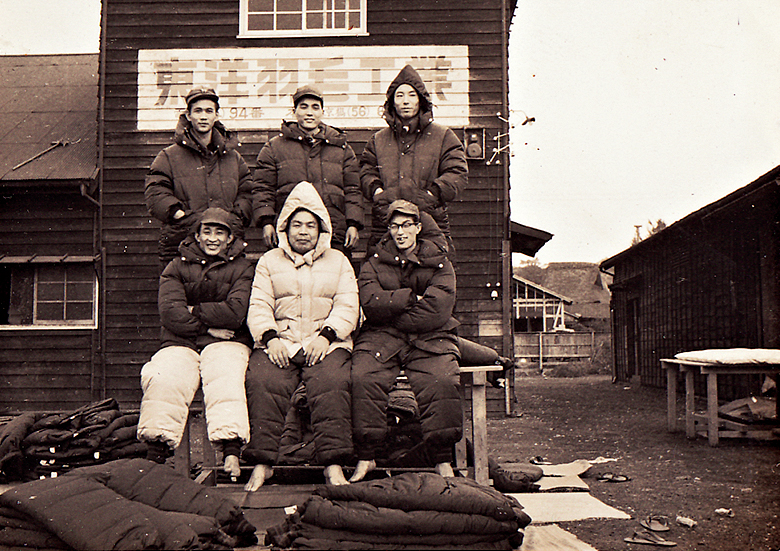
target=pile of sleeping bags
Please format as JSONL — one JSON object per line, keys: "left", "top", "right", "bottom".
{"left": 265, "top": 472, "right": 532, "bottom": 550}
{"left": 0, "top": 398, "right": 147, "bottom": 482}
{"left": 0, "top": 458, "right": 257, "bottom": 550}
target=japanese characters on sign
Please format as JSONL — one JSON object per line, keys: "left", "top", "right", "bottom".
{"left": 137, "top": 46, "right": 470, "bottom": 130}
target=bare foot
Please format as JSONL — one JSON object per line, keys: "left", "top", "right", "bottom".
{"left": 244, "top": 464, "right": 274, "bottom": 491}
{"left": 323, "top": 464, "right": 349, "bottom": 485}
{"left": 435, "top": 462, "right": 455, "bottom": 478}
{"left": 223, "top": 454, "right": 241, "bottom": 478}
{"left": 349, "top": 459, "right": 376, "bottom": 482}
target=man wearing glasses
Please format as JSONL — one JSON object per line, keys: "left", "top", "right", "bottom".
{"left": 349, "top": 200, "right": 461, "bottom": 482}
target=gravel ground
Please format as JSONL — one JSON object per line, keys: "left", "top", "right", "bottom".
{"left": 488, "top": 374, "right": 780, "bottom": 551}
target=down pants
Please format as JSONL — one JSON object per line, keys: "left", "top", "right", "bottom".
{"left": 243, "top": 347, "right": 353, "bottom": 466}
{"left": 137, "top": 342, "right": 251, "bottom": 452}
{"left": 351, "top": 345, "right": 462, "bottom": 465}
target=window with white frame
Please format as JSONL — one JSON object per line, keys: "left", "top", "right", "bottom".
{"left": 239, "top": 0, "right": 367, "bottom": 38}
{"left": 0, "top": 261, "right": 97, "bottom": 328}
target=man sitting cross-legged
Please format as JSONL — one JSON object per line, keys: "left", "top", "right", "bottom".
{"left": 243, "top": 181, "right": 359, "bottom": 490}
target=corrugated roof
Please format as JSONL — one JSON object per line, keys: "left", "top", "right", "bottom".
{"left": 0, "top": 54, "right": 98, "bottom": 183}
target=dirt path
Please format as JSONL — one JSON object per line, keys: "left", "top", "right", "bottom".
{"left": 488, "top": 374, "right": 780, "bottom": 551}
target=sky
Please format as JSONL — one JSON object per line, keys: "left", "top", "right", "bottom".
{"left": 3, "top": 0, "right": 779, "bottom": 265}
{"left": 509, "top": 0, "right": 780, "bottom": 264}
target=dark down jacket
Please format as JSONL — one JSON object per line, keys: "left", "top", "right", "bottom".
{"left": 356, "top": 234, "right": 460, "bottom": 360}
{"left": 158, "top": 234, "right": 255, "bottom": 351}
{"left": 145, "top": 114, "right": 254, "bottom": 262}
{"left": 360, "top": 64, "right": 467, "bottom": 238}
{"left": 253, "top": 121, "right": 363, "bottom": 243}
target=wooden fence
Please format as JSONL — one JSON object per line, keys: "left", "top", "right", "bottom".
{"left": 514, "top": 331, "right": 609, "bottom": 368}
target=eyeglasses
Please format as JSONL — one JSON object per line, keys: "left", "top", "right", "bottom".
{"left": 388, "top": 221, "right": 418, "bottom": 232}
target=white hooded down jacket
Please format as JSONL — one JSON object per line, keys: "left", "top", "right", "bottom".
{"left": 247, "top": 181, "right": 359, "bottom": 356}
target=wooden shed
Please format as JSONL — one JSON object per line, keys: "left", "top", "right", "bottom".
{"left": 0, "top": 54, "right": 101, "bottom": 411}
{"left": 600, "top": 166, "right": 780, "bottom": 400}
{"left": 43, "top": 0, "right": 519, "bottom": 410}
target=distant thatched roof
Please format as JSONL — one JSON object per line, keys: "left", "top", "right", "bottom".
{"left": 514, "top": 262, "right": 611, "bottom": 319}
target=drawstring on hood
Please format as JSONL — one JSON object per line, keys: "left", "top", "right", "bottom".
{"left": 276, "top": 181, "right": 333, "bottom": 266}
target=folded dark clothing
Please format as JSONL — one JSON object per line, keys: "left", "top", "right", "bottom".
{"left": 300, "top": 495, "right": 521, "bottom": 536}
{"left": 81, "top": 408, "right": 122, "bottom": 428}
{"left": 105, "top": 441, "right": 147, "bottom": 460}
{"left": 25, "top": 436, "right": 103, "bottom": 460}
{"left": 0, "top": 475, "right": 165, "bottom": 550}
{"left": 294, "top": 522, "right": 513, "bottom": 546}
{"left": 89, "top": 413, "right": 139, "bottom": 443}
{"left": 99, "top": 425, "right": 139, "bottom": 448}
{"left": 22, "top": 428, "right": 76, "bottom": 447}
{"left": 30, "top": 398, "right": 119, "bottom": 432}
{"left": 70, "top": 458, "right": 257, "bottom": 544}
{"left": 317, "top": 472, "right": 525, "bottom": 522}
{"left": 288, "top": 535, "right": 515, "bottom": 550}
{"left": 0, "top": 412, "right": 46, "bottom": 482}
{"left": 1, "top": 458, "right": 258, "bottom": 550}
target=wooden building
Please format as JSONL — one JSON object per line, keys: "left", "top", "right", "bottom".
{"left": 511, "top": 276, "right": 570, "bottom": 333}
{"left": 0, "top": 54, "right": 101, "bottom": 411}
{"left": 51, "top": 0, "right": 520, "bottom": 410}
{"left": 600, "top": 166, "right": 780, "bottom": 399}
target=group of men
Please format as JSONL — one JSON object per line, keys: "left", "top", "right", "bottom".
{"left": 136, "top": 65, "right": 474, "bottom": 490}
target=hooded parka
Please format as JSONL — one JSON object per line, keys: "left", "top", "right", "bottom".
{"left": 360, "top": 64, "right": 468, "bottom": 244}
{"left": 244, "top": 181, "right": 358, "bottom": 466}
{"left": 253, "top": 121, "right": 363, "bottom": 248}
{"left": 145, "top": 114, "right": 255, "bottom": 263}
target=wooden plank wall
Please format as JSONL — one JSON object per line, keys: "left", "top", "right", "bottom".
{"left": 102, "top": 0, "right": 511, "bottom": 407}
{"left": 609, "top": 193, "right": 773, "bottom": 401}
{"left": 0, "top": 192, "right": 98, "bottom": 411}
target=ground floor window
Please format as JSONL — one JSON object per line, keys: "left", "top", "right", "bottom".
{"left": 0, "top": 261, "right": 97, "bottom": 328}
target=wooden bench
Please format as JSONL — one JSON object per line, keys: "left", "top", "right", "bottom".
{"left": 661, "top": 358, "right": 780, "bottom": 446}
{"left": 178, "top": 364, "right": 503, "bottom": 486}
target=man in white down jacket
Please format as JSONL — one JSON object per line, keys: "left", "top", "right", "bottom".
{"left": 243, "top": 181, "right": 359, "bottom": 490}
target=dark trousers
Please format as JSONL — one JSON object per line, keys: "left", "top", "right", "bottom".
{"left": 243, "top": 347, "right": 353, "bottom": 466}
{"left": 351, "top": 346, "right": 462, "bottom": 465}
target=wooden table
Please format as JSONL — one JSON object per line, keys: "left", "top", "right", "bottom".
{"left": 455, "top": 365, "right": 504, "bottom": 485}
{"left": 661, "top": 358, "right": 780, "bottom": 446}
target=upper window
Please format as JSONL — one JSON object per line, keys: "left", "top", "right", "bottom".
{"left": 239, "top": 0, "right": 367, "bottom": 38}
{"left": 0, "top": 261, "right": 97, "bottom": 329}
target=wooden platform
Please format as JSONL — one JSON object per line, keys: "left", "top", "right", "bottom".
{"left": 180, "top": 364, "right": 504, "bottom": 486}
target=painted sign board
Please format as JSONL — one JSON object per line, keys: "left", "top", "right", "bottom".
{"left": 137, "top": 46, "right": 470, "bottom": 131}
